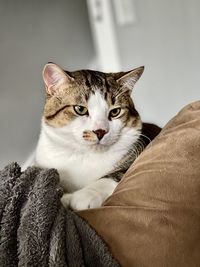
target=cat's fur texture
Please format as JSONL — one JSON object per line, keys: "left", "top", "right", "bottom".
{"left": 25, "top": 63, "right": 161, "bottom": 210}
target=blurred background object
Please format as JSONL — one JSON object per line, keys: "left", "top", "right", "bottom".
{"left": 0, "top": 0, "right": 199, "bottom": 168}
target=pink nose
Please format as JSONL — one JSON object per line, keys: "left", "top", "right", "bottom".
{"left": 93, "top": 129, "right": 107, "bottom": 140}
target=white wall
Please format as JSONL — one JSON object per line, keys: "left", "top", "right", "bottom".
{"left": 112, "top": 0, "right": 200, "bottom": 126}
{"left": 0, "top": 0, "right": 95, "bottom": 168}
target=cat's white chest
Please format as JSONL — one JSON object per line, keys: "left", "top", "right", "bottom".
{"left": 36, "top": 145, "right": 121, "bottom": 192}
{"left": 60, "top": 151, "right": 117, "bottom": 192}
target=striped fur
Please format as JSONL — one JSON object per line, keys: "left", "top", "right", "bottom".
{"left": 32, "top": 63, "right": 161, "bottom": 210}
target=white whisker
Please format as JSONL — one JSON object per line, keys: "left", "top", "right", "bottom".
{"left": 139, "top": 133, "right": 152, "bottom": 144}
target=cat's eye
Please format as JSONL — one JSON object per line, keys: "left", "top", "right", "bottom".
{"left": 73, "top": 105, "right": 88, "bottom": 116}
{"left": 109, "top": 108, "right": 121, "bottom": 118}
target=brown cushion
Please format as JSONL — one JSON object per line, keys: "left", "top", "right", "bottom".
{"left": 78, "top": 101, "right": 200, "bottom": 267}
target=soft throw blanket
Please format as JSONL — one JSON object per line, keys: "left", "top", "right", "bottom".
{"left": 0, "top": 163, "right": 119, "bottom": 267}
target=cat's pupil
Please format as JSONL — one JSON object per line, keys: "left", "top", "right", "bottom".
{"left": 79, "top": 106, "right": 84, "bottom": 112}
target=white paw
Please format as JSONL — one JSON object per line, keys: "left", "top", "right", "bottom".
{"left": 60, "top": 193, "right": 72, "bottom": 208}
{"left": 61, "top": 188, "right": 104, "bottom": 211}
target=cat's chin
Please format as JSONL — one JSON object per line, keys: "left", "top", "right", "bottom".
{"left": 89, "top": 143, "right": 111, "bottom": 152}
{"left": 84, "top": 140, "right": 117, "bottom": 152}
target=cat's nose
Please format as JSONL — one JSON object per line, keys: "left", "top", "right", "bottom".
{"left": 93, "top": 129, "right": 107, "bottom": 140}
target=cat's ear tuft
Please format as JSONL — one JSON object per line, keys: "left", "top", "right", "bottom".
{"left": 43, "top": 63, "right": 74, "bottom": 96}
{"left": 116, "top": 66, "right": 144, "bottom": 91}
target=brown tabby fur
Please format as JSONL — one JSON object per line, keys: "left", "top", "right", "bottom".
{"left": 44, "top": 69, "right": 142, "bottom": 130}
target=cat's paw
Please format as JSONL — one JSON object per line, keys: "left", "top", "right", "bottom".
{"left": 63, "top": 188, "right": 104, "bottom": 210}
{"left": 60, "top": 193, "right": 72, "bottom": 208}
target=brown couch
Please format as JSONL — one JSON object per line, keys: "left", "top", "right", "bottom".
{"left": 78, "top": 101, "right": 200, "bottom": 267}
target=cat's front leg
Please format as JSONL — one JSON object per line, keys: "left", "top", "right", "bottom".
{"left": 61, "top": 178, "right": 118, "bottom": 210}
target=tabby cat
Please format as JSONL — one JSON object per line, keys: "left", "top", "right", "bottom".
{"left": 26, "top": 63, "right": 160, "bottom": 210}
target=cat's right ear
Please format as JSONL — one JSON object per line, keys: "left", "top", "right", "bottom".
{"left": 43, "top": 63, "right": 74, "bottom": 96}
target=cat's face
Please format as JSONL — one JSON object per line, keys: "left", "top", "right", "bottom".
{"left": 42, "top": 63, "right": 143, "bottom": 150}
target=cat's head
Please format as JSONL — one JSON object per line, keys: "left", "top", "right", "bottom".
{"left": 42, "top": 63, "right": 144, "bottom": 150}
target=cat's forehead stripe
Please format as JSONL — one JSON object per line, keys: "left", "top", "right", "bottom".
{"left": 82, "top": 70, "right": 91, "bottom": 88}
{"left": 80, "top": 70, "right": 116, "bottom": 106}
{"left": 104, "top": 78, "right": 111, "bottom": 93}
{"left": 90, "top": 72, "right": 104, "bottom": 88}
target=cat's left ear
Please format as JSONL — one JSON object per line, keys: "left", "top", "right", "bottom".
{"left": 116, "top": 66, "right": 144, "bottom": 91}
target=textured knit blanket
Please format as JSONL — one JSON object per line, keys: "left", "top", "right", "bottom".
{"left": 0, "top": 163, "right": 119, "bottom": 267}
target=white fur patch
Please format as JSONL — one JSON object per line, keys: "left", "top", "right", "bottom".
{"left": 87, "top": 91, "right": 109, "bottom": 132}
{"left": 34, "top": 90, "right": 140, "bottom": 206}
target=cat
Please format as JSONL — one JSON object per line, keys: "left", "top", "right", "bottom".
{"left": 25, "top": 63, "right": 161, "bottom": 210}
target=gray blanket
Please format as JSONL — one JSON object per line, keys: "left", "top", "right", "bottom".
{"left": 0, "top": 163, "right": 119, "bottom": 267}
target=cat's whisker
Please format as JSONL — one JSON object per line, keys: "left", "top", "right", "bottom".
{"left": 110, "top": 139, "right": 143, "bottom": 158}
{"left": 139, "top": 133, "right": 152, "bottom": 144}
